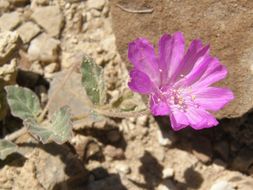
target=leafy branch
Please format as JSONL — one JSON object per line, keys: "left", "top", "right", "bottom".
{"left": 0, "top": 56, "right": 149, "bottom": 160}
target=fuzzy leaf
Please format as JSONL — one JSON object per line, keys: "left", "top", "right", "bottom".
{"left": 5, "top": 86, "right": 41, "bottom": 120}
{"left": 48, "top": 70, "right": 106, "bottom": 127}
{"left": 81, "top": 57, "right": 105, "bottom": 105}
{"left": 0, "top": 139, "right": 18, "bottom": 160}
{"left": 25, "top": 106, "right": 73, "bottom": 144}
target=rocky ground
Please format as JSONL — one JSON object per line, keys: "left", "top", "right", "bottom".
{"left": 0, "top": 0, "right": 253, "bottom": 190}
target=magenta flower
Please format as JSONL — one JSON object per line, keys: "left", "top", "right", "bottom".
{"left": 128, "top": 32, "right": 234, "bottom": 131}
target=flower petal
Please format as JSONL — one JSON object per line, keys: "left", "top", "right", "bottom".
{"left": 175, "top": 52, "right": 211, "bottom": 87}
{"left": 192, "top": 57, "right": 227, "bottom": 88}
{"left": 173, "top": 39, "right": 205, "bottom": 82}
{"left": 128, "top": 69, "right": 154, "bottom": 94}
{"left": 150, "top": 95, "right": 170, "bottom": 116}
{"left": 169, "top": 109, "right": 188, "bottom": 131}
{"left": 193, "top": 87, "right": 234, "bottom": 111}
{"left": 186, "top": 107, "right": 218, "bottom": 130}
{"left": 158, "top": 32, "right": 185, "bottom": 85}
{"left": 128, "top": 38, "right": 160, "bottom": 85}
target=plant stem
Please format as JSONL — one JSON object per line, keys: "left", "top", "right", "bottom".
{"left": 95, "top": 108, "right": 150, "bottom": 118}
{"left": 4, "top": 127, "right": 27, "bottom": 141}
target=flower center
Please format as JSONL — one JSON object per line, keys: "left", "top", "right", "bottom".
{"left": 159, "top": 87, "right": 199, "bottom": 112}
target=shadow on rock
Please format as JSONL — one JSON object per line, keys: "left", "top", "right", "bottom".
{"left": 154, "top": 111, "right": 253, "bottom": 175}
{"left": 53, "top": 167, "right": 127, "bottom": 190}
{"left": 75, "top": 127, "right": 127, "bottom": 150}
{"left": 183, "top": 167, "right": 203, "bottom": 189}
{"left": 0, "top": 152, "right": 27, "bottom": 169}
{"left": 130, "top": 151, "right": 163, "bottom": 190}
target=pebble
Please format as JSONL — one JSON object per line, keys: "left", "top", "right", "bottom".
{"left": 104, "top": 145, "right": 124, "bottom": 160}
{"left": 16, "top": 22, "right": 41, "bottom": 43}
{"left": 157, "top": 130, "right": 174, "bottom": 146}
{"left": 162, "top": 167, "right": 174, "bottom": 179}
{"left": 87, "top": 0, "right": 105, "bottom": 10}
{"left": 31, "top": 0, "right": 49, "bottom": 6}
{"left": 44, "top": 62, "right": 58, "bottom": 78}
{"left": 210, "top": 180, "right": 235, "bottom": 190}
{"left": 0, "top": 31, "right": 21, "bottom": 65}
{"left": 115, "top": 162, "right": 131, "bottom": 174}
{"left": 28, "top": 33, "right": 60, "bottom": 63}
{"left": 61, "top": 51, "right": 83, "bottom": 69}
{"left": 0, "top": 12, "right": 21, "bottom": 31}
{"left": 86, "top": 142, "right": 102, "bottom": 160}
{"left": 156, "top": 179, "right": 176, "bottom": 190}
{"left": 32, "top": 6, "right": 64, "bottom": 37}
{"left": 30, "top": 61, "right": 43, "bottom": 75}
{"left": 0, "top": 1, "right": 10, "bottom": 13}
{"left": 136, "top": 115, "right": 148, "bottom": 126}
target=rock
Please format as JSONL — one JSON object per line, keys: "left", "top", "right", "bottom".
{"left": 31, "top": 0, "right": 49, "bottom": 6}
{"left": 104, "top": 145, "right": 124, "bottom": 160}
{"left": 28, "top": 33, "right": 60, "bottom": 63}
{"left": 0, "top": 142, "right": 86, "bottom": 190}
{"left": 85, "top": 141, "right": 103, "bottom": 161}
{"left": 0, "top": 58, "right": 17, "bottom": 86}
{"left": 32, "top": 6, "right": 64, "bottom": 37}
{"left": 115, "top": 162, "right": 131, "bottom": 174}
{"left": 30, "top": 61, "right": 44, "bottom": 75}
{"left": 157, "top": 129, "right": 174, "bottom": 146}
{"left": 136, "top": 115, "right": 148, "bottom": 126}
{"left": 101, "top": 35, "right": 116, "bottom": 52}
{"left": 0, "top": 0, "right": 10, "bottom": 13}
{"left": 192, "top": 136, "right": 212, "bottom": 163}
{"left": 0, "top": 59, "right": 17, "bottom": 119}
{"left": 16, "top": 22, "right": 41, "bottom": 43}
{"left": 156, "top": 179, "right": 177, "bottom": 190}
{"left": 210, "top": 181, "right": 235, "bottom": 190}
{"left": 0, "top": 12, "right": 21, "bottom": 32}
{"left": 162, "top": 167, "right": 174, "bottom": 179}
{"left": 110, "top": 0, "right": 253, "bottom": 118}
{"left": 0, "top": 31, "right": 22, "bottom": 66}
{"left": 107, "top": 130, "right": 121, "bottom": 143}
{"left": 61, "top": 51, "right": 84, "bottom": 69}
{"left": 44, "top": 62, "right": 58, "bottom": 78}
{"left": 0, "top": 32, "right": 20, "bottom": 120}
{"left": 87, "top": 0, "right": 106, "bottom": 10}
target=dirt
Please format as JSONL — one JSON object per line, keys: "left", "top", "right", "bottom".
{"left": 0, "top": 0, "right": 253, "bottom": 190}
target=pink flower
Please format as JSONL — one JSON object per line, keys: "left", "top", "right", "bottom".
{"left": 128, "top": 32, "right": 234, "bottom": 131}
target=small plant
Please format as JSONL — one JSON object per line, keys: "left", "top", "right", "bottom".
{"left": 0, "top": 32, "right": 234, "bottom": 160}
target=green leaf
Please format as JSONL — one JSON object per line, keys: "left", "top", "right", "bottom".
{"left": 0, "top": 139, "right": 18, "bottom": 160}
{"left": 25, "top": 106, "right": 73, "bottom": 144}
{"left": 5, "top": 86, "right": 41, "bottom": 120}
{"left": 48, "top": 70, "right": 106, "bottom": 128}
{"left": 81, "top": 57, "right": 105, "bottom": 105}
